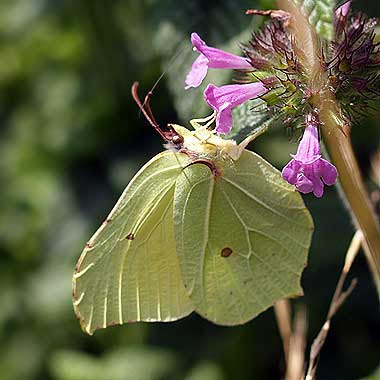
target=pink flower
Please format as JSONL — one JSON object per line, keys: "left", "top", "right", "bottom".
{"left": 282, "top": 114, "right": 338, "bottom": 198}
{"left": 203, "top": 82, "right": 268, "bottom": 134}
{"left": 335, "top": 1, "right": 351, "bottom": 35}
{"left": 185, "top": 33, "right": 252, "bottom": 89}
{"left": 336, "top": 0, "right": 351, "bottom": 18}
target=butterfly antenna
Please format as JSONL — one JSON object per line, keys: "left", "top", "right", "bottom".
{"left": 141, "top": 42, "right": 187, "bottom": 111}
{"left": 132, "top": 45, "right": 188, "bottom": 142}
{"left": 144, "top": 70, "right": 166, "bottom": 106}
{"left": 143, "top": 89, "right": 160, "bottom": 127}
{"left": 131, "top": 81, "right": 167, "bottom": 140}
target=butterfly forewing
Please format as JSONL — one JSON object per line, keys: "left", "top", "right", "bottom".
{"left": 73, "top": 151, "right": 193, "bottom": 334}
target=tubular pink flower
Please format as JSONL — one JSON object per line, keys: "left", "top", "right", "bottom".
{"left": 204, "top": 82, "right": 268, "bottom": 134}
{"left": 185, "top": 33, "right": 252, "bottom": 89}
{"left": 335, "top": 1, "right": 351, "bottom": 35}
{"left": 281, "top": 114, "right": 338, "bottom": 198}
{"left": 336, "top": 0, "right": 351, "bottom": 18}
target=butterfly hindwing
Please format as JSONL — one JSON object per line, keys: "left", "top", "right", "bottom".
{"left": 173, "top": 150, "right": 313, "bottom": 325}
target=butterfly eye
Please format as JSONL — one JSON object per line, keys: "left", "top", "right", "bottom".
{"left": 172, "top": 134, "right": 184, "bottom": 145}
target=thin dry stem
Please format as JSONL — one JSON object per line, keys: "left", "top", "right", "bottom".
{"left": 286, "top": 307, "right": 307, "bottom": 380}
{"left": 276, "top": 230, "right": 362, "bottom": 380}
{"left": 274, "top": 299, "right": 293, "bottom": 363}
{"left": 305, "top": 231, "right": 362, "bottom": 380}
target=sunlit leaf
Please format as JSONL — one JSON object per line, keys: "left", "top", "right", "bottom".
{"left": 293, "top": 0, "right": 335, "bottom": 41}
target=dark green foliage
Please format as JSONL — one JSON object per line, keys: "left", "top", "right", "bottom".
{"left": 227, "top": 100, "right": 274, "bottom": 143}
{"left": 294, "top": 0, "right": 335, "bottom": 41}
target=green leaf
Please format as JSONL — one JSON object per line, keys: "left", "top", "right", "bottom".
{"left": 293, "top": 0, "right": 336, "bottom": 41}
{"left": 225, "top": 99, "right": 277, "bottom": 143}
{"left": 73, "top": 151, "right": 193, "bottom": 335}
{"left": 173, "top": 150, "right": 313, "bottom": 325}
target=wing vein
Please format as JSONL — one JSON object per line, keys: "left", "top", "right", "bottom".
{"left": 180, "top": 176, "right": 211, "bottom": 294}
{"left": 200, "top": 177, "right": 214, "bottom": 306}
{"left": 118, "top": 184, "right": 175, "bottom": 323}
{"left": 222, "top": 177, "right": 305, "bottom": 227}
{"left": 220, "top": 182, "right": 299, "bottom": 291}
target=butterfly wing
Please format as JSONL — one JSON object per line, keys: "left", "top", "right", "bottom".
{"left": 73, "top": 151, "right": 193, "bottom": 334}
{"left": 174, "top": 150, "right": 313, "bottom": 325}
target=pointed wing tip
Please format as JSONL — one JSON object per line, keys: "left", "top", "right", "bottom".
{"left": 81, "top": 320, "right": 94, "bottom": 336}
{"left": 72, "top": 307, "right": 94, "bottom": 335}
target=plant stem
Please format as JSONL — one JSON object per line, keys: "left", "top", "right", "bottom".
{"left": 274, "top": 299, "right": 292, "bottom": 364}
{"left": 320, "top": 97, "right": 380, "bottom": 293}
{"left": 277, "top": 0, "right": 380, "bottom": 295}
{"left": 306, "top": 231, "right": 360, "bottom": 379}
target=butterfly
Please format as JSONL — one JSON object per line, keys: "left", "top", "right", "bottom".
{"left": 72, "top": 82, "right": 313, "bottom": 334}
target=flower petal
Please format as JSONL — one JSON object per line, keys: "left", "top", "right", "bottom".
{"left": 335, "top": 1, "right": 351, "bottom": 35}
{"left": 282, "top": 114, "right": 338, "bottom": 198}
{"left": 336, "top": 1, "right": 351, "bottom": 18}
{"left": 282, "top": 159, "right": 301, "bottom": 185}
{"left": 191, "top": 33, "right": 252, "bottom": 70}
{"left": 215, "top": 103, "right": 233, "bottom": 134}
{"left": 185, "top": 33, "right": 253, "bottom": 88}
{"left": 293, "top": 116, "right": 320, "bottom": 161}
{"left": 312, "top": 180, "right": 324, "bottom": 198}
{"left": 185, "top": 54, "right": 209, "bottom": 89}
{"left": 309, "top": 166, "right": 325, "bottom": 198}
{"left": 295, "top": 173, "right": 314, "bottom": 194}
{"left": 191, "top": 32, "right": 206, "bottom": 51}
{"left": 204, "top": 82, "right": 267, "bottom": 109}
{"left": 318, "top": 158, "right": 338, "bottom": 185}
{"left": 204, "top": 82, "right": 267, "bottom": 133}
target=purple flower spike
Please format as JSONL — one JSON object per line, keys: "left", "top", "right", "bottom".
{"left": 204, "top": 82, "right": 268, "bottom": 134}
{"left": 282, "top": 114, "right": 338, "bottom": 198}
{"left": 185, "top": 33, "right": 252, "bottom": 89}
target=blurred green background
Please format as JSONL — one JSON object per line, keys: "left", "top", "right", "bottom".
{"left": 0, "top": 0, "right": 379, "bottom": 379}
